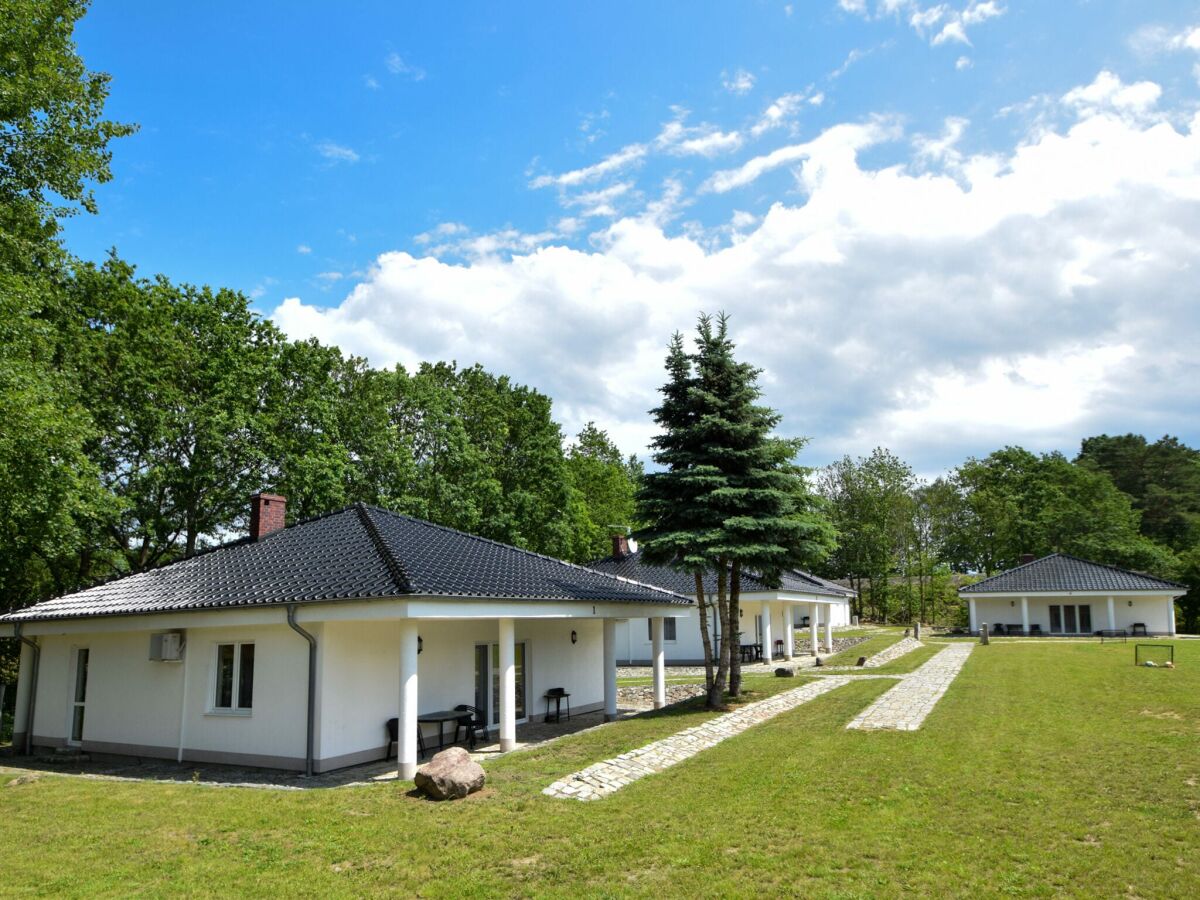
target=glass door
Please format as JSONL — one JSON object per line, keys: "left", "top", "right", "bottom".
{"left": 476, "top": 642, "right": 527, "bottom": 727}
{"left": 69, "top": 648, "right": 89, "bottom": 745}
{"left": 1078, "top": 605, "right": 1092, "bottom": 633}
{"left": 1049, "top": 604, "right": 1091, "bottom": 634}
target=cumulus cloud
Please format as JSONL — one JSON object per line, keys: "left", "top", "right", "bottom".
{"left": 655, "top": 110, "right": 743, "bottom": 157}
{"left": 273, "top": 70, "right": 1200, "bottom": 473}
{"left": 296, "top": 244, "right": 312, "bottom": 254}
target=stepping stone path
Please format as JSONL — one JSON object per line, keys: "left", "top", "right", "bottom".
{"left": 846, "top": 643, "right": 973, "bottom": 731}
{"left": 862, "top": 636, "right": 923, "bottom": 668}
{"left": 543, "top": 677, "right": 852, "bottom": 802}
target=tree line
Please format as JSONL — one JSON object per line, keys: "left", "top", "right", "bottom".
{"left": 816, "top": 438, "right": 1200, "bottom": 631}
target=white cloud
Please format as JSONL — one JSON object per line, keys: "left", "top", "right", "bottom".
{"left": 273, "top": 70, "right": 1200, "bottom": 473}
{"left": 529, "top": 143, "right": 647, "bottom": 189}
{"left": 751, "top": 92, "right": 816, "bottom": 136}
{"left": 1062, "top": 70, "right": 1162, "bottom": 116}
{"left": 316, "top": 142, "right": 360, "bottom": 164}
{"left": 722, "top": 68, "right": 757, "bottom": 95}
{"left": 955, "top": 55, "right": 972, "bottom": 70}
{"left": 565, "top": 181, "right": 635, "bottom": 218}
{"left": 364, "top": 75, "right": 380, "bottom": 90}
{"left": 385, "top": 52, "right": 426, "bottom": 81}
{"left": 704, "top": 117, "right": 900, "bottom": 193}
{"left": 846, "top": 1, "right": 1005, "bottom": 47}
{"left": 655, "top": 111, "right": 743, "bottom": 157}
{"left": 316, "top": 271, "right": 344, "bottom": 283}
{"left": 296, "top": 244, "right": 312, "bottom": 254}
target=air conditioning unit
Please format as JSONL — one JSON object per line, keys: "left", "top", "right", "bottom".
{"left": 149, "top": 632, "right": 184, "bottom": 661}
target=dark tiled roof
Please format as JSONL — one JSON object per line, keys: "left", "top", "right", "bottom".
{"left": 959, "top": 553, "right": 1187, "bottom": 595}
{"left": 589, "top": 550, "right": 854, "bottom": 599}
{"left": 2, "top": 505, "right": 690, "bottom": 622}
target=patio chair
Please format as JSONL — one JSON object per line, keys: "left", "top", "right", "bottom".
{"left": 385, "top": 717, "right": 427, "bottom": 760}
{"left": 542, "top": 688, "right": 571, "bottom": 723}
{"left": 1028, "top": 624, "right": 1043, "bottom": 636}
{"left": 1131, "top": 623, "right": 1148, "bottom": 636}
{"left": 452, "top": 705, "right": 489, "bottom": 750}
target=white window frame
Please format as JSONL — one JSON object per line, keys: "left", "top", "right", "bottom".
{"left": 208, "top": 641, "right": 255, "bottom": 716}
{"left": 647, "top": 617, "right": 677, "bottom": 643}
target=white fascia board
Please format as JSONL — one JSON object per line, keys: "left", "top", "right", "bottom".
{"left": 12, "top": 596, "right": 692, "bottom": 635}
{"left": 957, "top": 589, "right": 1184, "bottom": 600}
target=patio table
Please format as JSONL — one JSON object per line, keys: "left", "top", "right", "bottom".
{"left": 418, "top": 709, "right": 472, "bottom": 751}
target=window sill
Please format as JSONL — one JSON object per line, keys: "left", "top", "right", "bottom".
{"left": 205, "top": 709, "right": 252, "bottom": 718}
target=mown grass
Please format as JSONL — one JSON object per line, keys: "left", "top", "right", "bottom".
{"left": 3, "top": 643, "right": 1199, "bottom": 897}
{"left": 822, "top": 631, "right": 904, "bottom": 665}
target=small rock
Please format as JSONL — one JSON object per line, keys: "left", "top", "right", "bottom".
{"left": 814, "top": 657, "right": 824, "bottom": 667}
{"left": 6, "top": 773, "right": 40, "bottom": 787}
{"left": 856, "top": 656, "right": 868, "bottom": 667}
{"left": 413, "top": 747, "right": 485, "bottom": 800}
{"left": 774, "top": 667, "right": 795, "bottom": 677}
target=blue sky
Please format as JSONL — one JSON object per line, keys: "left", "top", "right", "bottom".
{"left": 63, "top": 1, "right": 1200, "bottom": 476}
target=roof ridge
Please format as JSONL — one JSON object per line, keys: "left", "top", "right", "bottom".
{"left": 362, "top": 504, "right": 689, "bottom": 600}
{"left": 356, "top": 505, "right": 413, "bottom": 595}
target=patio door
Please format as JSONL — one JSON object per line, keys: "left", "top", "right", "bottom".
{"left": 1049, "top": 604, "right": 1092, "bottom": 634}
{"left": 68, "top": 648, "right": 89, "bottom": 746}
{"left": 474, "top": 642, "right": 528, "bottom": 727}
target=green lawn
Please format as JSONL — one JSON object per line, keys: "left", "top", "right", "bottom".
{"left": 822, "top": 630, "right": 904, "bottom": 665}
{"left": 3, "top": 642, "right": 1200, "bottom": 897}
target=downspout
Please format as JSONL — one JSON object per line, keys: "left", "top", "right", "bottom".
{"left": 286, "top": 605, "right": 316, "bottom": 777}
{"left": 14, "top": 624, "right": 40, "bottom": 757}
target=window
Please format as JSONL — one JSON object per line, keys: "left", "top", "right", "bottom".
{"left": 213, "top": 642, "right": 254, "bottom": 712}
{"left": 647, "top": 618, "right": 677, "bottom": 641}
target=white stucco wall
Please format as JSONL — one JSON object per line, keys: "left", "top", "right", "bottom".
{"left": 23, "top": 610, "right": 630, "bottom": 771}
{"left": 968, "top": 595, "right": 1176, "bottom": 634}
{"left": 28, "top": 623, "right": 310, "bottom": 766}
{"left": 316, "top": 617, "right": 604, "bottom": 768}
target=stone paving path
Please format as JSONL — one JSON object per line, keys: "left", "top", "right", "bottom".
{"left": 862, "top": 636, "right": 924, "bottom": 668}
{"left": 846, "top": 642, "right": 973, "bottom": 731}
{"left": 543, "top": 677, "right": 852, "bottom": 801}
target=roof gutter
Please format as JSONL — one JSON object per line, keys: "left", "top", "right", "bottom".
{"left": 13, "top": 623, "right": 40, "bottom": 756}
{"left": 285, "top": 605, "right": 317, "bottom": 777}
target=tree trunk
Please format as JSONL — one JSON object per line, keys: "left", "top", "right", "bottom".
{"left": 709, "top": 562, "right": 729, "bottom": 709}
{"left": 728, "top": 561, "right": 743, "bottom": 697}
{"left": 695, "top": 571, "right": 715, "bottom": 693}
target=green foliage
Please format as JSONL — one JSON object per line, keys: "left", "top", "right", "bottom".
{"left": 1077, "top": 433, "right": 1200, "bottom": 552}
{"left": 0, "top": 0, "right": 135, "bottom": 220}
{"left": 564, "top": 422, "right": 642, "bottom": 562}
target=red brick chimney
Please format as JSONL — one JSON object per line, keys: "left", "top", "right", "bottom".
{"left": 1020, "top": 553, "right": 1036, "bottom": 565}
{"left": 612, "top": 534, "right": 630, "bottom": 559}
{"left": 250, "top": 493, "right": 287, "bottom": 541}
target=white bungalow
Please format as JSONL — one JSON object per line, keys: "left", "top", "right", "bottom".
{"left": 591, "top": 537, "right": 856, "bottom": 664}
{"left": 958, "top": 553, "right": 1186, "bottom": 637}
{"left": 0, "top": 495, "right": 691, "bottom": 779}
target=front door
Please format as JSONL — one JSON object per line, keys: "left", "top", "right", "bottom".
{"left": 474, "top": 642, "right": 528, "bottom": 727}
{"left": 68, "top": 647, "right": 89, "bottom": 746}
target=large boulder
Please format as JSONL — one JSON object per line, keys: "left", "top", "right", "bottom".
{"left": 413, "top": 747, "right": 485, "bottom": 800}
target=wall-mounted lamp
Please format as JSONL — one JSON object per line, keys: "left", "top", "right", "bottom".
{"left": 418, "top": 636, "right": 423, "bottom": 654}
{"left": 1010, "top": 600, "right": 1015, "bottom": 607}
{"left": 1128, "top": 600, "right": 1133, "bottom": 607}
{"left": 570, "top": 630, "right": 578, "bottom": 645}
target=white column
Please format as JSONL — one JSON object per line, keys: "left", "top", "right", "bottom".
{"left": 823, "top": 614, "right": 833, "bottom": 653}
{"left": 968, "top": 599, "right": 978, "bottom": 634}
{"left": 12, "top": 639, "right": 33, "bottom": 750}
{"left": 498, "top": 617, "right": 516, "bottom": 751}
{"left": 809, "top": 602, "right": 819, "bottom": 655}
{"left": 1167, "top": 597, "right": 1177, "bottom": 636}
{"left": 602, "top": 619, "right": 618, "bottom": 721}
{"left": 398, "top": 619, "right": 420, "bottom": 780}
{"left": 1107, "top": 596, "right": 1116, "bottom": 631}
{"left": 1020, "top": 596, "right": 1029, "bottom": 635}
{"left": 760, "top": 600, "right": 773, "bottom": 662}
{"left": 651, "top": 617, "right": 666, "bottom": 709}
{"left": 782, "top": 604, "right": 794, "bottom": 660}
